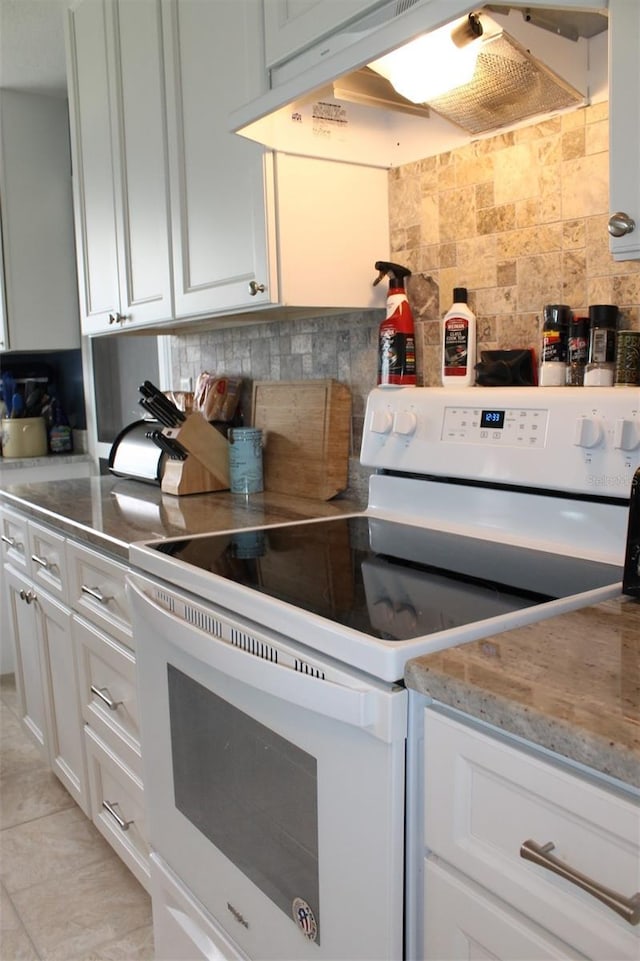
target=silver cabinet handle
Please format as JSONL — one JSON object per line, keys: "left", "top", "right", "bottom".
{"left": 248, "top": 280, "right": 266, "bottom": 296}
{"left": 2, "top": 534, "right": 22, "bottom": 548}
{"left": 31, "top": 553, "right": 50, "bottom": 569}
{"left": 102, "top": 800, "right": 133, "bottom": 832}
{"left": 90, "top": 684, "right": 122, "bottom": 711}
{"left": 81, "top": 584, "right": 111, "bottom": 604}
{"left": 520, "top": 839, "right": 640, "bottom": 926}
{"left": 18, "top": 589, "right": 37, "bottom": 605}
{"left": 608, "top": 211, "right": 636, "bottom": 237}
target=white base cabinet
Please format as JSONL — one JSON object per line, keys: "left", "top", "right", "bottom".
{"left": 408, "top": 702, "right": 640, "bottom": 961}
{"left": 2, "top": 515, "right": 89, "bottom": 815}
{"left": 423, "top": 859, "right": 581, "bottom": 960}
{"left": 1, "top": 501, "right": 150, "bottom": 888}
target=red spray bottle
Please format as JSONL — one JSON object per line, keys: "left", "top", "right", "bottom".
{"left": 373, "top": 261, "right": 416, "bottom": 386}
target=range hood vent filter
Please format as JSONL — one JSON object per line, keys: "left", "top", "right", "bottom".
{"left": 427, "top": 31, "right": 584, "bottom": 135}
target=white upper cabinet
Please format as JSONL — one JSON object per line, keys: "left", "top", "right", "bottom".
{"left": 163, "top": 0, "right": 388, "bottom": 321}
{"left": 263, "top": 0, "right": 387, "bottom": 69}
{"left": 162, "top": 0, "right": 271, "bottom": 319}
{"left": 66, "top": 0, "right": 388, "bottom": 329}
{"left": 66, "top": 0, "right": 173, "bottom": 334}
{"left": 0, "top": 91, "right": 80, "bottom": 352}
{"left": 608, "top": 0, "right": 640, "bottom": 261}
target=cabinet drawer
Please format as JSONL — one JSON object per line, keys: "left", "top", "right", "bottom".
{"left": 67, "top": 541, "right": 131, "bottom": 644}
{"left": 27, "top": 520, "right": 68, "bottom": 602}
{"left": 73, "top": 614, "right": 142, "bottom": 778}
{"left": 85, "top": 726, "right": 150, "bottom": 892}
{"left": 423, "top": 710, "right": 640, "bottom": 961}
{"left": 1, "top": 507, "right": 30, "bottom": 573}
{"left": 423, "top": 858, "right": 579, "bottom": 961}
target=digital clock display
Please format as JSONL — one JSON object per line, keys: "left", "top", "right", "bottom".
{"left": 480, "top": 410, "right": 506, "bottom": 429}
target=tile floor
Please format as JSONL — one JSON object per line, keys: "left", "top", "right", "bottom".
{"left": 0, "top": 674, "right": 155, "bottom": 960}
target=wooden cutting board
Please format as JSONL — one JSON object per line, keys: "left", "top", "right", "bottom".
{"left": 252, "top": 380, "right": 351, "bottom": 500}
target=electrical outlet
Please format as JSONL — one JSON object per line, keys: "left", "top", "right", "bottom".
{"left": 179, "top": 377, "right": 193, "bottom": 392}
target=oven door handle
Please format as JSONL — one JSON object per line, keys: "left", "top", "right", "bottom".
{"left": 128, "top": 577, "right": 402, "bottom": 742}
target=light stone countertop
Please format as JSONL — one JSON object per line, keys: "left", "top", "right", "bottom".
{"left": 0, "top": 475, "right": 362, "bottom": 561}
{"left": 405, "top": 596, "right": 640, "bottom": 788}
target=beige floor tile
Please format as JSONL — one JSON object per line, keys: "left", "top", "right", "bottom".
{"left": 1, "top": 762, "right": 76, "bottom": 829}
{"left": 11, "top": 856, "right": 152, "bottom": 961}
{"left": 81, "top": 922, "right": 155, "bottom": 961}
{"left": 0, "top": 805, "right": 112, "bottom": 894}
{"left": 0, "top": 882, "right": 39, "bottom": 960}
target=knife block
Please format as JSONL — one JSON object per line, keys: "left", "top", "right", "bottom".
{"left": 161, "top": 413, "right": 230, "bottom": 496}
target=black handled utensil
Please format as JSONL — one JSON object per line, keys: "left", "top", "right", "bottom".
{"left": 140, "top": 381, "right": 186, "bottom": 426}
{"left": 146, "top": 429, "right": 188, "bottom": 461}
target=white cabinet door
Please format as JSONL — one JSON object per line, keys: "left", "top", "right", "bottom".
{"left": 37, "top": 588, "right": 89, "bottom": 815}
{"left": 608, "top": 0, "right": 640, "bottom": 261}
{"left": 0, "top": 91, "right": 80, "bottom": 351}
{"left": 263, "top": 0, "right": 387, "bottom": 68}
{"left": 66, "top": 0, "right": 172, "bottom": 334}
{"left": 5, "top": 566, "right": 49, "bottom": 759}
{"left": 4, "top": 563, "right": 89, "bottom": 813}
{"left": 163, "top": 0, "right": 271, "bottom": 318}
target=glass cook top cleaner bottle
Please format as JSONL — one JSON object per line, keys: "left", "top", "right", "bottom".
{"left": 373, "top": 261, "right": 416, "bottom": 386}
{"left": 442, "top": 287, "right": 476, "bottom": 387}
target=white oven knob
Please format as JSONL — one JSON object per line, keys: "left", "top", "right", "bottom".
{"left": 370, "top": 410, "right": 393, "bottom": 434}
{"left": 573, "top": 416, "right": 603, "bottom": 449}
{"left": 392, "top": 411, "right": 417, "bottom": 436}
{"left": 613, "top": 418, "right": 640, "bottom": 451}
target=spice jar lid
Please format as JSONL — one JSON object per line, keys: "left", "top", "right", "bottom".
{"left": 588, "top": 304, "right": 618, "bottom": 328}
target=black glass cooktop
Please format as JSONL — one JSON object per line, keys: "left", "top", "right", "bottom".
{"left": 151, "top": 516, "right": 621, "bottom": 641}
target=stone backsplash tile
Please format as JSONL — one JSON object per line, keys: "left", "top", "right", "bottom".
{"left": 170, "top": 101, "right": 639, "bottom": 501}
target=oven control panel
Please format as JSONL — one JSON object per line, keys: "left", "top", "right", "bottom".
{"left": 360, "top": 386, "right": 640, "bottom": 496}
{"left": 441, "top": 404, "right": 549, "bottom": 447}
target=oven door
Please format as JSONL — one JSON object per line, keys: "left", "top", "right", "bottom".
{"left": 128, "top": 572, "right": 407, "bottom": 961}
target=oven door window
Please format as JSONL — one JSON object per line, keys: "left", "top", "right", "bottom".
{"left": 168, "top": 665, "right": 320, "bottom": 939}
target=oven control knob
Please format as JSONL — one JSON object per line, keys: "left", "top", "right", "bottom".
{"left": 573, "top": 416, "right": 603, "bottom": 449}
{"left": 613, "top": 418, "right": 640, "bottom": 451}
{"left": 392, "top": 411, "right": 417, "bottom": 436}
{"left": 370, "top": 410, "right": 393, "bottom": 434}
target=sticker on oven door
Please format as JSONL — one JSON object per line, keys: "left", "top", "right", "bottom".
{"left": 292, "top": 898, "right": 318, "bottom": 942}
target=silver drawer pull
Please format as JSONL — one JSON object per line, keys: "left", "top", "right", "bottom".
{"left": 102, "top": 800, "right": 133, "bottom": 832}
{"left": 520, "top": 839, "right": 640, "bottom": 926}
{"left": 2, "top": 534, "right": 21, "bottom": 548}
{"left": 19, "top": 588, "right": 37, "bottom": 605}
{"left": 31, "top": 553, "right": 50, "bottom": 569}
{"left": 81, "top": 584, "right": 112, "bottom": 604}
{"left": 90, "top": 684, "right": 122, "bottom": 711}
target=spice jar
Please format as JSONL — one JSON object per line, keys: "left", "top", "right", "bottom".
{"left": 584, "top": 305, "right": 618, "bottom": 386}
{"left": 539, "top": 304, "right": 571, "bottom": 387}
{"left": 566, "top": 316, "right": 588, "bottom": 386}
{"left": 614, "top": 330, "right": 640, "bottom": 387}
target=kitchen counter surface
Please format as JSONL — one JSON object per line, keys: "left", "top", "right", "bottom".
{"left": 0, "top": 475, "right": 361, "bottom": 560}
{"left": 405, "top": 596, "right": 640, "bottom": 788}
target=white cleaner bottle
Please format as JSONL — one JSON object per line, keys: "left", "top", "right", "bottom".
{"left": 442, "top": 287, "right": 476, "bottom": 387}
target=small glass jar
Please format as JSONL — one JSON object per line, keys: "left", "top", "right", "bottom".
{"left": 539, "top": 304, "right": 571, "bottom": 387}
{"left": 566, "top": 316, "right": 588, "bottom": 386}
{"left": 584, "top": 304, "right": 618, "bottom": 387}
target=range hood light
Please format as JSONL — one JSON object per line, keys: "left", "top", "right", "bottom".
{"left": 368, "top": 13, "right": 484, "bottom": 104}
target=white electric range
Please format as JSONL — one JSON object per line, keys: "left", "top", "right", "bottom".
{"left": 127, "top": 386, "right": 638, "bottom": 961}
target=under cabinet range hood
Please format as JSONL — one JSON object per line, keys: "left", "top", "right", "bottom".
{"left": 230, "top": 2, "right": 608, "bottom": 168}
